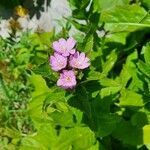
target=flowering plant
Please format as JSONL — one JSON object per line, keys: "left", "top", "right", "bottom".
{"left": 1, "top": 0, "right": 150, "bottom": 150}
{"left": 50, "top": 37, "right": 90, "bottom": 89}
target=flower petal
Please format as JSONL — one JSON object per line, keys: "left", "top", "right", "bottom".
{"left": 67, "top": 37, "right": 76, "bottom": 50}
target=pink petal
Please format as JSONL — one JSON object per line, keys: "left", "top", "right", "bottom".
{"left": 81, "top": 63, "right": 90, "bottom": 69}
{"left": 54, "top": 52, "right": 62, "bottom": 59}
{"left": 67, "top": 37, "right": 76, "bottom": 50}
{"left": 74, "top": 52, "right": 79, "bottom": 58}
{"left": 80, "top": 52, "right": 85, "bottom": 57}
{"left": 68, "top": 70, "right": 75, "bottom": 76}
{"left": 62, "top": 51, "right": 70, "bottom": 57}
{"left": 69, "top": 48, "right": 76, "bottom": 54}
{"left": 53, "top": 41, "right": 60, "bottom": 51}
{"left": 50, "top": 56, "right": 55, "bottom": 62}
{"left": 80, "top": 52, "right": 86, "bottom": 61}
{"left": 59, "top": 38, "right": 67, "bottom": 46}
{"left": 85, "top": 57, "right": 90, "bottom": 62}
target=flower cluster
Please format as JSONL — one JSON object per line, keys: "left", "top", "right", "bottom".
{"left": 49, "top": 37, "right": 90, "bottom": 89}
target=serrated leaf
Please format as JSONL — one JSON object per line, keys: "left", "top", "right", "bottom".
{"left": 84, "top": 35, "right": 94, "bottom": 52}
{"left": 143, "top": 43, "right": 150, "bottom": 65}
{"left": 30, "top": 74, "right": 50, "bottom": 98}
{"left": 105, "top": 32, "right": 128, "bottom": 44}
{"left": 100, "top": 86, "right": 121, "bottom": 98}
{"left": 20, "top": 123, "right": 57, "bottom": 150}
{"left": 137, "top": 60, "right": 150, "bottom": 78}
{"left": 119, "top": 65, "right": 132, "bottom": 87}
{"left": 113, "top": 120, "right": 143, "bottom": 145}
{"left": 93, "top": 0, "right": 129, "bottom": 12}
{"left": 113, "top": 121, "right": 150, "bottom": 145}
{"left": 131, "top": 111, "right": 148, "bottom": 127}
{"left": 143, "top": 125, "right": 150, "bottom": 144}
{"left": 100, "top": 78, "right": 120, "bottom": 87}
{"left": 97, "top": 113, "right": 120, "bottom": 137}
{"left": 29, "top": 74, "right": 51, "bottom": 127}
{"left": 102, "top": 50, "right": 118, "bottom": 76}
{"left": 119, "top": 89, "right": 144, "bottom": 107}
{"left": 54, "top": 127, "right": 96, "bottom": 150}
{"left": 101, "top": 5, "right": 150, "bottom": 33}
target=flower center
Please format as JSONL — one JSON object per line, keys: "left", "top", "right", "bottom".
{"left": 66, "top": 76, "right": 71, "bottom": 82}
{"left": 74, "top": 61, "right": 81, "bottom": 67}
{"left": 57, "top": 59, "right": 65, "bottom": 68}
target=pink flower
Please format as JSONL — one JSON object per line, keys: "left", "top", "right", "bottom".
{"left": 52, "top": 37, "right": 76, "bottom": 56}
{"left": 69, "top": 52, "right": 90, "bottom": 69}
{"left": 57, "top": 70, "right": 77, "bottom": 89}
{"left": 50, "top": 53, "right": 67, "bottom": 71}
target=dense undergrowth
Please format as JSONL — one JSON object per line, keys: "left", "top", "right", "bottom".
{"left": 0, "top": 0, "right": 150, "bottom": 149}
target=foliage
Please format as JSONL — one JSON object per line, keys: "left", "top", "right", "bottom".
{"left": 0, "top": 0, "right": 150, "bottom": 150}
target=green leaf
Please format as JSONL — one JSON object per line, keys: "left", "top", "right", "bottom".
{"left": 137, "top": 60, "right": 150, "bottom": 78}
{"left": 32, "top": 63, "right": 58, "bottom": 81}
{"left": 48, "top": 104, "right": 76, "bottom": 127}
{"left": 131, "top": 111, "right": 148, "bottom": 127}
{"left": 141, "top": 0, "right": 150, "bottom": 10}
{"left": 20, "top": 137, "right": 47, "bottom": 150}
{"left": 75, "top": 86, "right": 92, "bottom": 118}
{"left": 87, "top": 142, "right": 99, "bottom": 150}
{"left": 113, "top": 120, "right": 143, "bottom": 145}
{"left": 99, "top": 77, "right": 121, "bottom": 98}
{"left": 101, "top": 5, "right": 150, "bottom": 33}
{"left": 143, "top": 125, "right": 150, "bottom": 144}
{"left": 21, "top": 126, "right": 96, "bottom": 150}
{"left": 54, "top": 127, "right": 96, "bottom": 150}
{"left": 29, "top": 74, "right": 51, "bottom": 127}
{"left": 143, "top": 43, "right": 150, "bottom": 65}
{"left": 119, "top": 65, "right": 132, "bottom": 88}
{"left": 30, "top": 74, "right": 50, "bottom": 98}
{"left": 124, "top": 51, "right": 143, "bottom": 91}
{"left": 105, "top": 32, "right": 128, "bottom": 44}
{"left": 20, "top": 123, "right": 57, "bottom": 150}
{"left": 97, "top": 113, "right": 120, "bottom": 137}
{"left": 100, "top": 78, "right": 120, "bottom": 87}
{"left": 102, "top": 50, "right": 118, "bottom": 76}
{"left": 29, "top": 32, "right": 53, "bottom": 49}
{"left": 69, "top": 0, "right": 90, "bottom": 10}
{"left": 15, "top": 48, "right": 31, "bottom": 65}
{"left": 113, "top": 121, "right": 150, "bottom": 145}
{"left": 119, "top": 89, "right": 144, "bottom": 107}
{"left": 87, "top": 70, "right": 103, "bottom": 80}
{"left": 68, "top": 19, "right": 88, "bottom": 32}
{"left": 100, "top": 86, "right": 121, "bottom": 98}
{"left": 93, "top": 0, "right": 129, "bottom": 12}
{"left": 83, "top": 35, "right": 94, "bottom": 53}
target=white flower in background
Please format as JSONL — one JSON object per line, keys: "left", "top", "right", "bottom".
{"left": 0, "top": 0, "right": 72, "bottom": 38}
{"left": 27, "top": 15, "right": 38, "bottom": 32}
{"left": 0, "top": 19, "right": 11, "bottom": 39}
{"left": 17, "top": 15, "right": 38, "bottom": 32}
{"left": 17, "top": 16, "right": 29, "bottom": 31}
{"left": 35, "top": 0, "right": 71, "bottom": 32}
{"left": 17, "top": 0, "right": 53, "bottom": 33}
{"left": 18, "top": 13, "right": 52, "bottom": 33}
{"left": 50, "top": 0, "right": 71, "bottom": 20}
{"left": 38, "top": 10, "right": 53, "bottom": 32}
{"left": 50, "top": 0, "right": 71, "bottom": 32}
